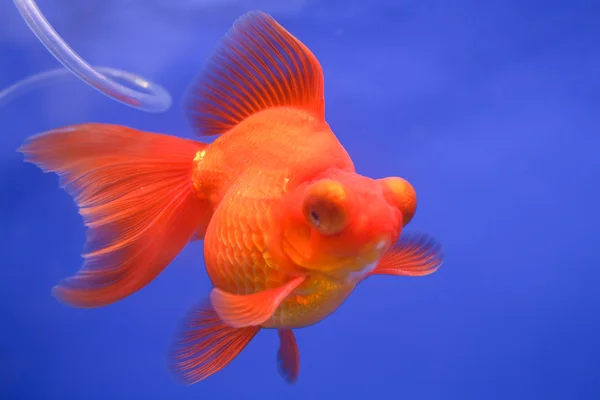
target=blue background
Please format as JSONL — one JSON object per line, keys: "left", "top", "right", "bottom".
{"left": 1, "top": 0, "right": 599, "bottom": 399}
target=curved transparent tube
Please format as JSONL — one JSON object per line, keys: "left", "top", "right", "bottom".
{"left": 1, "top": 0, "right": 172, "bottom": 113}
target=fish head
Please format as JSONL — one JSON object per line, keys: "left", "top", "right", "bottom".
{"left": 279, "top": 170, "right": 418, "bottom": 278}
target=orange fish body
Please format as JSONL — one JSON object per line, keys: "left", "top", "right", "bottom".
{"left": 20, "top": 12, "right": 443, "bottom": 384}
{"left": 198, "top": 107, "right": 356, "bottom": 329}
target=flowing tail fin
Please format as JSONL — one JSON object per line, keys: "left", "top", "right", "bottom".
{"left": 19, "top": 123, "right": 211, "bottom": 308}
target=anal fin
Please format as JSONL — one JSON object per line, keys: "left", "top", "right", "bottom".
{"left": 170, "top": 302, "right": 260, "bottom": 384}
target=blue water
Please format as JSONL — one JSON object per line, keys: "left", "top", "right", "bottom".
{"left": 1, "top": 1, "right": 599, "bottom": 399}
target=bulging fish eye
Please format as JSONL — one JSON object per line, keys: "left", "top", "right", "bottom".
{"left": 302, "top": 179, "right": 347, "bottom": 235}
{"left": 378, "top": 177, "right": 417, "bottom": 226}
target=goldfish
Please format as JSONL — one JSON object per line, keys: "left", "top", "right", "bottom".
{"left": 19, "top": 11, "right": 443, "bottom": 384}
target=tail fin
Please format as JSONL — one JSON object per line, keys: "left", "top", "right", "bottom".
{"left": 19, "top": 123, "right": 211, "bottom": 308}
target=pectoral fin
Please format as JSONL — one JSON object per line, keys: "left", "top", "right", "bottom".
{"left": 366, "top": 233, "right": 444, "bottom": 278}
{"left": 210, "top": 276, "right": 306, "bottom": 328}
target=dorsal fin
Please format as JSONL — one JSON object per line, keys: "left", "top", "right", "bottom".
{"left": 185, "top": 11, "right": 325, "bottom": 136}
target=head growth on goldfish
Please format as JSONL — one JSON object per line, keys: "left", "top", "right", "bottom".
{"left": 19, "top": 11, "right": 443, "bottom": 386}
{"left": 279, "top": 169, "right": 417, "bottom": 280}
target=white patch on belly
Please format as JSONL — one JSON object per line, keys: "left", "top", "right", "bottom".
{"left": 347, "top": 259, "right": 379, "bottom": 283}
{"left": 346, "top": 239, "right": 386, "bottom": 283}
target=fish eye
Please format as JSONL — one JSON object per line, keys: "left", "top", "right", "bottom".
{"left": 309, "top": 210, "right": 320, "bottom": 224}
{"left": 302, "top": 179, "right": 347, "bottom": 235}
{"left": 377, "top": 177, "right": 417, "bottom": 226}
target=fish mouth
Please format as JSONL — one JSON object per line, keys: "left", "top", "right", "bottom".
{"left": 341, "top": 237, "right": 389, "bottom": 274}
{"left": 282, "top": 235, "right": 390, "bottom": 278}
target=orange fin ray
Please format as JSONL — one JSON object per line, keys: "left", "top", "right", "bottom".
{"left": 210, "top": 276, "right": 306, "bottom": 328}
{"left": 367, "top": 233, "right": 444, "bottom": 278}
{"left": 186, "top": 10, "right": 325, "bottom": 136}
{"left": 170, "top": 302, "right": 260, "bottom": 385}
{"left": 19, "top": 124, "right": 210, "bottom": 308}
{"left": 277, "top": 329, "right": 300, "bottom": 384}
